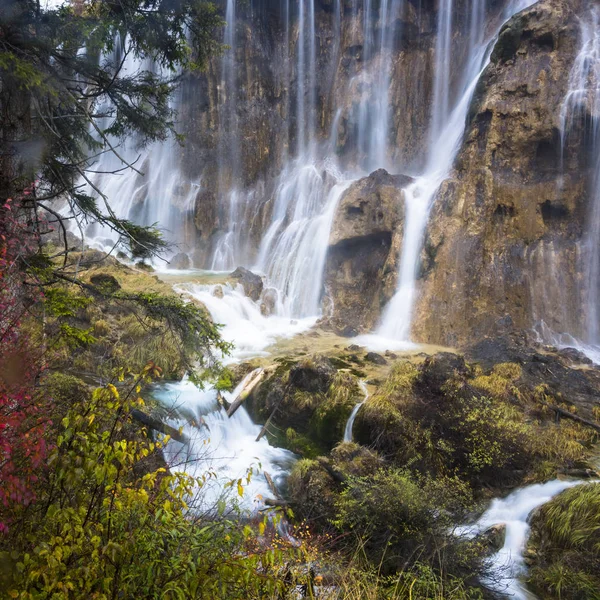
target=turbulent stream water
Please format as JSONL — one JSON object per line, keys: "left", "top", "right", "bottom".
{"left": 66, "top": 0, "right": 600, "bottom": 594}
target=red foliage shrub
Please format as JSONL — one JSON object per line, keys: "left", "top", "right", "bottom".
{"left": 0, "top": 188, "right": 50, "bottom": 531}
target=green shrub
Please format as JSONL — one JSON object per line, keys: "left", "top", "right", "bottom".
{"left": 333, "top": 469, "right": 477, "bottom": 573}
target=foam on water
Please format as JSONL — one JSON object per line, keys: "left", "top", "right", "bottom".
{"left": 175, "top": 282, "right": 317, "bottom": 362}
{"left": 157, "top": 373, "right": 296, "bottom": 512}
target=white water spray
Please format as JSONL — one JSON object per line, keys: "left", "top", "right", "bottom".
{"left": 158, "top": 372, "right": 297, "bottom": 512}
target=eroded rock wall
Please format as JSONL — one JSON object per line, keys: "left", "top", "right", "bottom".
{"left": 412, "top": 0, "right": 590, "bottom": 347}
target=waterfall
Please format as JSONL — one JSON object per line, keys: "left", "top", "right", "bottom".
{"left": 549, "top": 8, "right": 600, "bottom": 361}
{"left": 158, "top": 371, "right": 297, "bottom": 512}
{"left": 211, "top": 0, "right": 243, "bottom": 271}
{"left": 80, "top": 36, "right": 199, "bottom": 259}
{"left": 73, "top": 0, "right": 549, "bottom": 510}
{"left": 457, "top": 480, "right": 595, "bottom": 599}
{"left": 429, "top": 0, "right": 454, "bottom": 147}
{"left": 254, "top": 0, "right": 405, "bottom": 318}
{"left": 343, "top": 380, "right": 369, "bottom": 443}
{"left": 376, "top": 0, "right": 538, "bottom": 343}
{"left": 355, "top": 0, "right": 402, "bottom": 171}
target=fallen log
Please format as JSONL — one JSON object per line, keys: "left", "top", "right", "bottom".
{"left": 130, "top": 409, "right": 188, "bottom": 444}
{"left": 264, "top": 470, "right": 282, "bottom": 500}
{"left": 256, "top": 409, "right": 276, "bottom": 442}
{"left": 264, "top": 498, "right": 290, "bottom": 507}
{"left": 256, "top": 383, "right": 292, "bottom": 442}
{"left": 540, "top": 401, "right": 600, "bottom": 433}
{"left": 227, "top": 369, "right": 265, "bottom": 418}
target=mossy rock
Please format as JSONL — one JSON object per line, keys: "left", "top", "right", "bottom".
{"left": 491, "top": 12, "right": 525, "bottom": 64}
{"left": 330, "top": 442, "right": 384, "bottom": 477}
{"left": 43, "top": 372, "right": 90, "bottom": 406}
{"left": 89, "top": 273, "right": 121, "bottom": 293}
{"left": 350, "top": 351, "right": 595, "bottom": 489}
{"left": 249, "top": 356, "right": 362, "bottom": 453}
{"left": 527, "top": 483, "right": 600, "bottom": 600}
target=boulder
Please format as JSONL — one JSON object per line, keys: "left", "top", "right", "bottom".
{"left": 230, "top": 267, "right": 263, "bottom": 302}
{"left": 417, "top": 352, "right": 469, "bottom": 397}
{"left": 289, "top": 356, "right": 336, "bottom": 394}
{"left": 135, "top": 261, "right": 154, "bottom": 272}
{"left": 478, "top": 524, "right": 507, "bottom": 553}
{"left": 169, "top": 252, "right": 191, "bottom": 270}
{"left": 323, "top": 169, "right": 412, "bottom": 336}
{"left": 465, "top": 336, "right": 600, "bottom": 420}
{"left": 260, "top": 287, "right": 278, "bottom": 316}
{"left": 90, "top": 273, "right": 121, "bottom": 294}
{"left": 557, "top": 347, "right": 593, "bottom": 365}
{"left": 365, "top": 352, "right": 387, "bottom": 365}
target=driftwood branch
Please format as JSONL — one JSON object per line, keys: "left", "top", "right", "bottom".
{"left": 130, "top": 409, "right": 188, "bottom": 444}
{"left": 264, "top": 471, "right": 282, "bottom": 500}
{"left": 227, "top": 369, "right": 265, "bottom": 418}
{"left": 264, "top": 498, "right": 290, "bottom": 507}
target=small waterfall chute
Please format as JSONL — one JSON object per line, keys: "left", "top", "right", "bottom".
{"left": 343, "top": 380, "right": 369, "bottom": 443}
{"left": 456, "top": 480, "right": 596, "bottom": 599}
{"left": 542, "top": 8, "right": 600, "bottom": 362}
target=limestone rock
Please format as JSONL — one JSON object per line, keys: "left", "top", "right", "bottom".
{"left": 169, "top": 252, "right": 191, "bottom": 270}
{"left": 412, "top": 0, "right": 588, "bottom": 347}
{"left": 260, "top": 287, "right": 278, "bottom": 316}
{"left": 324, "top": 169, "right": 412, "bottom": 336}
{"left": 479, "top": 523, "right": 507, "bottom": 553}
{"left": 230, "top": 267, "right": 263, "bottom": 301}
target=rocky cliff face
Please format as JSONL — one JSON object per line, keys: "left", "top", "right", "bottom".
{"left": 158, "top": 0, "right": 600, "bottom": 352}
{"left": 176, "top": 0, "right": 496, "bottom": 266}
{"left": 412, "top": 0, "right": 590, "bottom": 347}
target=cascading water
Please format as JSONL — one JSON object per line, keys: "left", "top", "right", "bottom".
{"left": 254, "top": 163, "right": 352, "bottom": 317}
{"left": 343, "top": 380, "right": 369, "bottom": 443}
{"left": 354, "top": 0, "right": 402, "bottom": 172}
{"left": 457, "top": 480, "right": 596, "bottom": 599}
{"left": 253, "top": 0, "right": 406, "bottom": 317}
{"left": 75, "top": 0, "right": 545, "bottom": 511}
{"left": 82, "top": 35, "right": 199, "bottom": 259}
{"left": 157, "top": 372, "right": 297, "bottom": 512}
{"left": 210, "top": 0, "right": 243, "bottom": 271}
{"left": 541, "top": 9, "right": 600, "bottom": 363}
{"left": 374, "top": 0, "right": 538, "bottom": 344}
